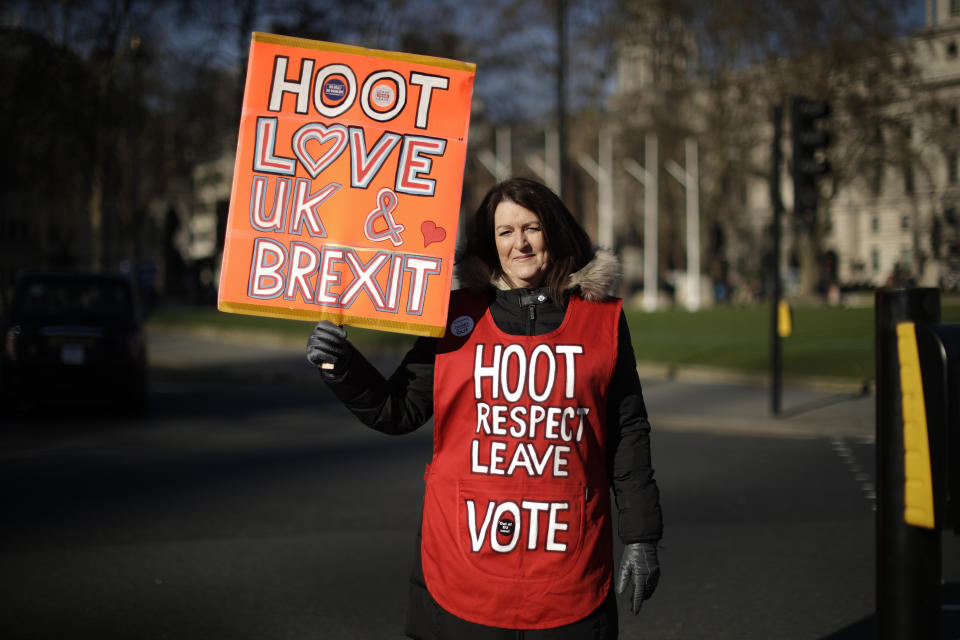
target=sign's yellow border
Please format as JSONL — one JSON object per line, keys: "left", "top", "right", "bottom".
{"left": 219, "top": 300, "right": 446, "bottom": 338}
{"left": 251, "top": 32, "right": 476, "bottom": 73}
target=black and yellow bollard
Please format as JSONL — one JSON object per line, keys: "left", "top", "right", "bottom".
{"left": 777, "top": 300, "right": 792, "bottom": 338}
{"left": 875, "top": 287, "right": 941, "bottom": 640}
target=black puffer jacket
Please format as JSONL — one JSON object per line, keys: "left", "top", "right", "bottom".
{"left": 320, "top": 250, "right": 663, "bottom": 636}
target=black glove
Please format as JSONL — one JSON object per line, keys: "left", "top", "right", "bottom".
{"left": 306, "top": 321, "right": 352, "bottom": 373}
{"left": 615, "top": 542, "right": 660, "bottom": 615}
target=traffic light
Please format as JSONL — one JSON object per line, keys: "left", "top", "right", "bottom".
{"left": 791, "top": 95, "right": 831, "bottom": 216}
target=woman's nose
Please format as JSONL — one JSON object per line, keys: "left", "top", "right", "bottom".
{"left": 513, "top": 231, "right": 530, "bottom": 250}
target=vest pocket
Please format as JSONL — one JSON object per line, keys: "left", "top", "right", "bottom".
{"left": 454, "top": 479, "right": 587, "bottom": 581}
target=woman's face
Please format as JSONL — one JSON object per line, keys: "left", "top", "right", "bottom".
{"left": 494, "top": 200, "right": 550, "bottom": 290}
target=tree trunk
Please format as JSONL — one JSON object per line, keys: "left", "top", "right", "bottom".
{"left": 89, "top": 165, "right": 103, "bottom": 271}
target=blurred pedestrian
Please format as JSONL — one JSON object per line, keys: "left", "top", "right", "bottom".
{"left": 307, "top": 177, "right": 663, "bottom": 639}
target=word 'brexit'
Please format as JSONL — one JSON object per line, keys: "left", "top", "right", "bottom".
{"left": 248, "top": 239, "right": 441, "bottom": 315}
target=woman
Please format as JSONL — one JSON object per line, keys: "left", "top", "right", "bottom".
{"left": 306, "top": 178, "right": 663, "bottom": 639}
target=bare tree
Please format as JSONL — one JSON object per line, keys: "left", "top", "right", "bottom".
{"left": 2, "top": 0, "right": 175, "bottom": 273}
{"left": 610, "top": 0, "right": 921, "bottom": 297}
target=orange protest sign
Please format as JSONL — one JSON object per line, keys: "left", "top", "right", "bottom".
{"left": 218, "top": 33, "right": 475, "bottom": 337}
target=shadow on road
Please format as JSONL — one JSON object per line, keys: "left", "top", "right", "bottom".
{"left": 819, "top": 615, "right": 873, "bottom": 640}
{"left": 818, "top": 583, "right": 960, "bottom": 639}
{"left": 779, "top": 390, "right": 871, "bottom": 420}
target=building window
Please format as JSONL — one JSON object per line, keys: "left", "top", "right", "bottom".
{"left": 953, "top": 0, "right": 960, "bottom": 16}
{"left": 871, "top": 247, "right": 880, "bottom": 272}
{"left": 950, "top": 41, "right": 959, "bottom": 58}
{"left": 871, "top": 215, "right": 880, "bottom": 233}
{"left": 950, "top": 152, "right": 959, "bottom": 184}
{"left": 952, "top": 108, "right": 960, "bottom": 127}
{"left": 905, "top": 165, "right": 915, "bottom": 194}
{"left": 901, "top": 215, "right": 910, "bottom": 230}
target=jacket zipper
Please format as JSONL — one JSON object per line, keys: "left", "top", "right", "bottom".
{"left": 526, "top": 303, "right": 536, "bottom": 335}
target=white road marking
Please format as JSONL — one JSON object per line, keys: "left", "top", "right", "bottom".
{"left": 831, "top": 436, "right": 876, "bottom": 506}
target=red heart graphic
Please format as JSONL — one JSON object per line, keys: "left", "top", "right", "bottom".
{"left": 421, "top": 220, "right": 446, "bottom": 248}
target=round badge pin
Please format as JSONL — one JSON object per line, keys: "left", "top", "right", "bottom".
{"left": 322, "top": 77, "right": 347, "bottom": 105}
{"left": 372, "top": 83, "right": 395, "bottom": 109}
{"left": 450, "top": 315, "right": 475, "bottom": 337}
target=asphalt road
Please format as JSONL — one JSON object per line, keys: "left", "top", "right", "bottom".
{"left": 0, "top": 330, "right": 956, "bottom": 639}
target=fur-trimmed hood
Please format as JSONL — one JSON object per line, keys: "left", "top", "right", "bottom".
{"left": 455, "top": 248, "right": 621, "bottom": 301}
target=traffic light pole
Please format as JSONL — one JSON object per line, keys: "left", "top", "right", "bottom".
{"left": 770, "top": 105, "right": 783, "bottom": 416}
{"left": 875, "top": 288, "right": 941, "bottom": 640}
{"left": 772, "top": 96, "right": 829, "bottom": 416}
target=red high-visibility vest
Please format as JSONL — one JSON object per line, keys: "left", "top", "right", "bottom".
{"left": 421, "top": 289, "right": 621, "bottom": 629}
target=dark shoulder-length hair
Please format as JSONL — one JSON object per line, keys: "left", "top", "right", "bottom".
{"left": 459, "top": 177, "right": 594, "bottom": 302}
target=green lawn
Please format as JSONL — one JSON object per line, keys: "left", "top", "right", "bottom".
{"left": 626, "top": 305, "right": 871, "bottom": 381}
{"left": 148, "top": 300, "right": 960, "bottom": 383}
{"left": 627, "top": 302, "right": 960, "bottom": 382}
